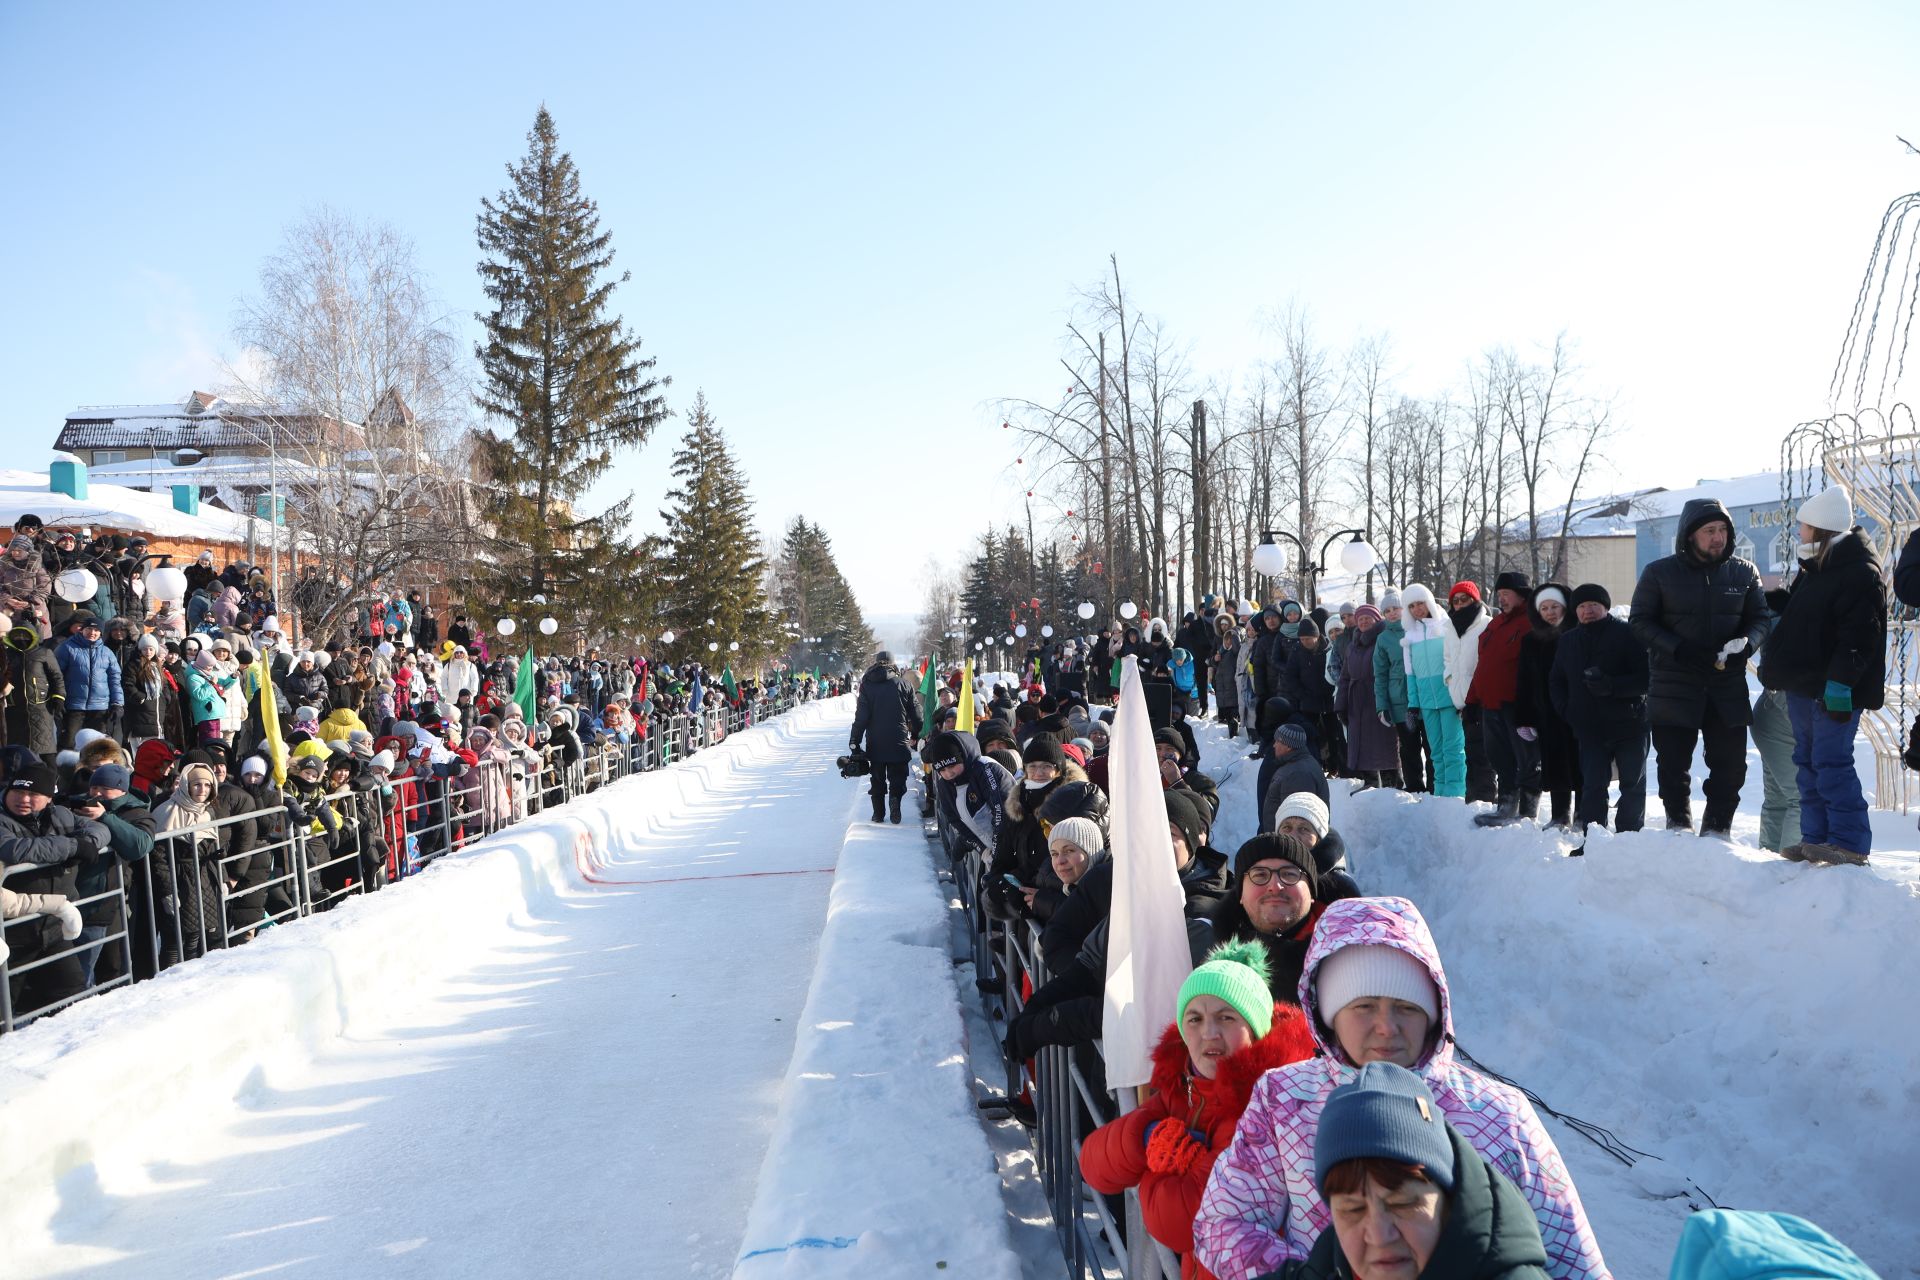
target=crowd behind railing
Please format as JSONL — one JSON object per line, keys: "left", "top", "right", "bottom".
{"left": 869, "top": 604, "right": 1881, "bottom": 1279}
{"left": 0, "top": 525, "right": 845, "bottom": 1035}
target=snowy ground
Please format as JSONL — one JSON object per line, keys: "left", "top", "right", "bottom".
{"left": 1, "top": 701, "right": 861, "bottom": 1279}
{"left": 1197, "top": 715, "right": 1919, "bottom": 1280}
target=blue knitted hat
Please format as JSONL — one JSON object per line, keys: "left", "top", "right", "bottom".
{"left": 1314, "top": 1061, "right": 1456, "bottom": 1195}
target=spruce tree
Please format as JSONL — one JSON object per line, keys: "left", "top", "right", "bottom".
{"left": 772, "top": 518, "right": 876, "bottom": 672}
{"left": 658, "top": 393, "right": 780, "bottom": 668}
{"left": 467, "top": 106, "right": 669, "bottom": 642}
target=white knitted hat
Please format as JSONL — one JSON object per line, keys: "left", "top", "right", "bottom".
{"left": 1315, "top": 944, "right": 1440, "bottom": 1024}
{"left": 1047, "top": 816, "right": 1106, "bottom": 856}
{"left": 1797, "top": 485, "right": 1852, "bottom": 535}
{"left": 1273, "top": 792, "right": 1330, "bottom": 837}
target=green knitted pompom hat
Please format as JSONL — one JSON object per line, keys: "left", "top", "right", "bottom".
{"left": 1176, "top": 939, "right": 1274, "bottom": 1039}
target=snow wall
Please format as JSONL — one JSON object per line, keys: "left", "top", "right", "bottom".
{"left": 0, "top": 699, "right": 1013, "bottom": 1276}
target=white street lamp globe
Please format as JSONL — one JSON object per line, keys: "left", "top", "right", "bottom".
{"left": 708, "top": 641, "right": 720, "bottom": 652}
{"left": 660, "top": 630, "right": 676, "bottom": 644}
{"left": 1004, "top": 635, "right": 1015, "bottom": 646}
{"left": 1040, "top": 625, "right": 1053, "bottom": 638}
{"left": 1015, "top": 624, "right": 1028, "bottom": 638}
{"left": 1340, "top": 536, "right": 1379, "bottom": 576}
{"left": 728, "top": 641, "right": 739, "bottom": 651}
{"left": 974, "top": 641, "right": 983, "bottom": 650}
{"left": 145, "top": 565, "right": 187, "bottom": 603}
{"left": 497, "top": 617, "right": 517, "bottom": 636}
{"left": 54, "top": 568, "right": 97, "bottom": 603}
{"left": 1077, "top": 601, "right": 1096, "bottom": 620}
{"left": 1118, "top": 601, "right": 1138, "bottom": 620}
{"left": 539, "top": 617, "right": 558, "bottom": 635}
{"left": 1251, "top": 539, "right": 1287, "bottom": 578}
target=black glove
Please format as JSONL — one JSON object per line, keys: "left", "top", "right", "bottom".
{"left": 1674, "top": 641, "right": 1715, "bottom": 669}
{"left": 71, "top": 831, "right": 100, "bottom": 862}
{"left": 1582, "top": 666, "right": 1610, "bottom": 696}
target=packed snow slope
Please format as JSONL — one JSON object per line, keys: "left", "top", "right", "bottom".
{"left": 0, "top": 699, "right": 863, "bottom": 1279}
{"left": 1201, "top": 721, "right": 1918, "bottom": 1279}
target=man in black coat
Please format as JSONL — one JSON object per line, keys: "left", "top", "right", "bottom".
{"left": 1174, "top": 611, "right": 1216, "bottom": 715}
{"left": 2, "top": 761, "right": 109, "bottom": 1016}
{"left": 1552, "top": 584, "right": 1651, "bottom": 836}
{"left": 1629, "top": 498, "right": 1772, "bottom": 836}
{"left": 849, "top": 650, "right": 921, "bottom": 824}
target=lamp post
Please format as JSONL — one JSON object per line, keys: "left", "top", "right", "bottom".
{"left": 1253, "top": 528, "right": 1377, "bottom": 609}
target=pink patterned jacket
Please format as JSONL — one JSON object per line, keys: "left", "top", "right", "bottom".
{"left": 1191, "top": 896, "right": 1610, "bottom": 1280}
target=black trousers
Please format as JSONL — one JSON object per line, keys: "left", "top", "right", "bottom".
{"left": 1576, "top": 730, "right": 1649, "bottom": 832}
{"left": 61, "top": 707, "right": 112, "bottom": 750}
{"left": 1462, "top": 706, "right": 1498, "bottom": 802}
{"left": 868, "top": 760, "right": 909, "bottom": 804}
{"left": 1396, "top": 721, "right": 1431, "bottom": 792}
{"left": 1651, "top": 702, "right": 1747, "bottom": 825}
{"left": 1481, "top": 707, "right": 1540, "bottom": 799}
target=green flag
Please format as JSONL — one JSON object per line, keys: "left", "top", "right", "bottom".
{"left": 721, "top": 665, "right": 737, "bottom": 698}
{"left": 814, "top": 666, "right": 823, "bottom": 684}
{"left": 513, "top": 646, "right": 538, "bottom": 724}
{"left": 919, "top": 659, "right": 938, "bottom": 739}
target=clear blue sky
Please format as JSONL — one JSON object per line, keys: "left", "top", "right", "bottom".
{"left": 5, "top": 2, "right": 1917, "bottom": 619}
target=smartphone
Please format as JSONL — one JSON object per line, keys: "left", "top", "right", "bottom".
{"left": 1002, "top": 873, "right": 1024, "bottom": 889}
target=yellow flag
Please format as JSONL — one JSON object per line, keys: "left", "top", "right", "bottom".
{"left": 955, "top": 658, "right": 976, "bottom": 733}
{"left": 254, "top": 651, "right": 287, "bottom": 785}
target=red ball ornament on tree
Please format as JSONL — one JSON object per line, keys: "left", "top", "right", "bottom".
{"left": 1092, "top": 561, "right": 1103, "bottom": 574}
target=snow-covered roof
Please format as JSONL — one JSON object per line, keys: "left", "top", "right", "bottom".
{"left": 0, "top": 467, "right": 260, "bottom": 544}
{"left": 55, "top": 391, "right": 359, "bottom": 452}
{"left": 1499, "top": 488, "right": 1661, "bottom": 541}
{"left": 87, "top": 453, "right": 326, "bottom": 490}
{"left": 1629, "top": 470, "right": 1797, "bottom": 520}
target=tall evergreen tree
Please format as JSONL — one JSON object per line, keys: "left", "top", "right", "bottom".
{"left": 771, "top": 518, "right": 876, "bottom": 672}
{"left": 466, "top": 106, "right": 669, "bottom": 641}
{"left": 658, "top": 393, "right": 780, "bottom": 668}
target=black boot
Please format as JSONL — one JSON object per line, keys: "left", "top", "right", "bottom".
{"left": 1547, "top": 792, "right": 1572, "bottom": 829}
{"left": 1699, "top": 806, "right": 1735, "bottom": 840}
{"left": 1474, "top": 795, "right": 1520, "bottom": 827}
{"left": 1665, "top": 807, "right": 1693, "bottom": 832}
{"left": 888, "top": 795, "right": 903, "bottom": 824}
{"left": 871, "top": 795, "right": 886, "bottom": 823}
{"left": 1517, "top": 789, "right": 1540, "bottom": 823}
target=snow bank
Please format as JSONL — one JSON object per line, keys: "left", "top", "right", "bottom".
{"left": 0, "top": 700, "right": 844, "bottom": 1254}
{"left": 733, "top": 807, "right": 1019, "bottom": 1278}
{"left": 1193, "top": 718, "right": 1917, "bottom": 1277}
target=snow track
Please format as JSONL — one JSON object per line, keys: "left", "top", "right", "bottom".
{"left": 1, "top": 699, "right": 863, "bottom": 1279}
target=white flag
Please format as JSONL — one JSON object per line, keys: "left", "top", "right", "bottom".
{"left": 1101, "top": 655, "right": 1195, "bottom": 1088}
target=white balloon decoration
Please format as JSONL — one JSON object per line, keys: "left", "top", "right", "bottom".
{"left": 145, "top": 565, "right": 187, "bottom": 603}
{"left": 54, "top": 568, "right": 97, "bottom": 603}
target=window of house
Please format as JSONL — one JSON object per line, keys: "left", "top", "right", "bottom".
{"left": 1769, "top": 528, "right": 1796, "bottom": 573}
{"left": 1733, "top": 532, "right": 1757, "bottom": 565}
{"left": 92, "top": 450, "right": 126, "bottom": 466}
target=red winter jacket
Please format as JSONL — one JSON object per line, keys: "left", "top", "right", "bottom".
{"left": 1467, "top": 606, "right": 1531, "bottom": 710}
{"left": 1079, "top": 1006, "right": 1316, "bottom": 1280}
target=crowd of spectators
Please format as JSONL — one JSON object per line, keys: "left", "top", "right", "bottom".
{"left": 0, "top": 518, "right": 838, "bottom": 1029}
{"left": 907, "top": 483, "right": 1890, "bottom": 1279}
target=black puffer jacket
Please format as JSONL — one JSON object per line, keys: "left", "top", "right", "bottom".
{"left": 1249, "top": 609, "right": 1285, "bottom": 705}
{"left": 3, "top": 626, "right": 63, "bottom": 754}
{"left": 1759, "top": 529, "right": 1887, "bottom": 710}
{"left": 1550, "top": 613, "right": 1650, "bottom": 737}
{"left": 1629, "top": 498, "right": 1771, "bottom": 728}
{"left": 849, "top": 660, "right": 920, "bottom": 764}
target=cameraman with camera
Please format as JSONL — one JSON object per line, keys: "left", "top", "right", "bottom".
{"left": 849, "top": 650, "right": 921, "bottom": 824}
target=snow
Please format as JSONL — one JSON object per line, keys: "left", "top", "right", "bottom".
{"left": 1630, "top": 470, "right": 1797, "bottom": 519}
{"left": 1196, "top": 717, "right": 1918, "bottom": 1279}
{"left": 733, "top": 804, "right": 1019, "bottom": 1277}
{"left": 0, "top": 696, "right": 1007, "bottom": 1278}
{"left": 0, "top": 467, "right": 259, "bottom": 544}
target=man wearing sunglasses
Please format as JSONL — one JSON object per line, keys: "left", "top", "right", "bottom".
{"left": 1206, "top": 829, "right": 1325, "bottom": 1006}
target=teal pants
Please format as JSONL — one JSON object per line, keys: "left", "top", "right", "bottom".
{"left": 1751, "top": 690, "right": 1802, "bottom": 852}
{"left": 1422, "top": 704, "right": 1467, "bottom": 798}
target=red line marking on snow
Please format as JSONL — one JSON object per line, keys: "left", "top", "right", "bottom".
{"left": 581, "top": 866, "right": 837, "bottom": 887}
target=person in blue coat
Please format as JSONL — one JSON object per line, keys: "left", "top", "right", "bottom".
{"left": 53, "top": 613, "right": 121, "bottom": 749}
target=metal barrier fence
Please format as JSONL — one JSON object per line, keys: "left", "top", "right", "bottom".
{"left": 0, "top": 693, "right": 800, "bottom": 1036}
{"left": 928, "top": 782, "right": 1182, "bottom": 1280}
